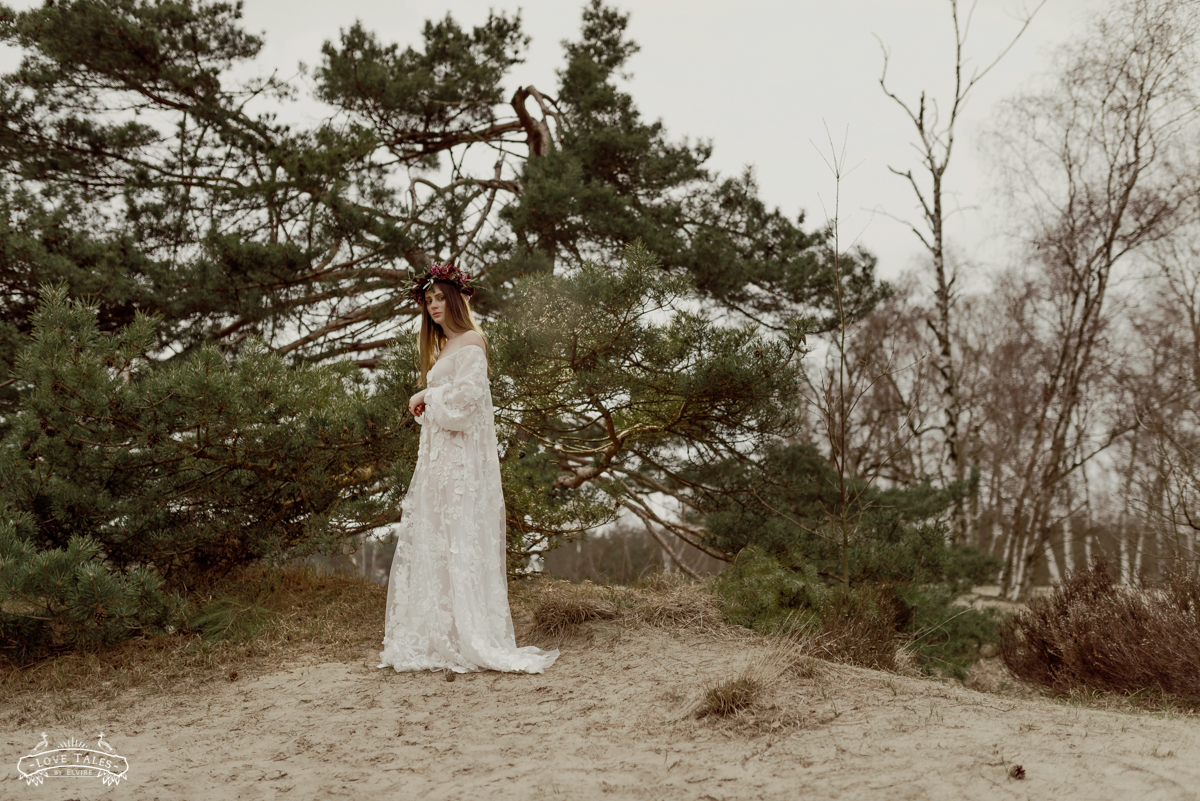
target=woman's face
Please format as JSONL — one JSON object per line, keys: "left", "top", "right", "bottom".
{"left": 424, "top": 285, "right": 448, "bottom": 326}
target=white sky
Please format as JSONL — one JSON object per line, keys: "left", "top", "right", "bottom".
{"left": 3, "top": 0, "right": 1100, "bottom": 286}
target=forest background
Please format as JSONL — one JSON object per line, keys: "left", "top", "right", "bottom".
{"left": 0, "top": 0, "right": 1198, "bottom": 676}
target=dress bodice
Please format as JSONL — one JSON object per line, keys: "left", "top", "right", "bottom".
{"left": 428, "top": 345, "right": 475, "bottom": 385}
{"left": 416, "top": 344, "right": 492, "bottom": 435}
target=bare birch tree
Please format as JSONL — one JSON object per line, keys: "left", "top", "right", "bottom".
{"left": 989, "top": 0, "right": 1200, "bottom": 598}
{"left": 876, "top": 0, "right": 1044, "bottom": 544}
{"left": 1133, "top": 230, "right": 1200, "bottom": 565}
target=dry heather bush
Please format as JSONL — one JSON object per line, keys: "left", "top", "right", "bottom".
{"left": 1000, "top": 555, "right": 1200, "bottom": 706}
{"left": 1166, "top": 561, "right": 1200, "bottom": 628}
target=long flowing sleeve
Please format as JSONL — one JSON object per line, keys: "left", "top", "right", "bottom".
{"left": 422, "top": 345, "right": 488, "bottom": 432}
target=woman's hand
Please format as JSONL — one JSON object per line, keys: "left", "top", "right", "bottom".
{"left": 408, "top": 389, "right": 427, "bottom": 418}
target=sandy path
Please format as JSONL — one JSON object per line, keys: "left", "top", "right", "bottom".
{"left": 4, "top": 623, "right": 1200, "bottom": 800}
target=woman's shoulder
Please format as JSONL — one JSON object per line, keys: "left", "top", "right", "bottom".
{"left": 440, "top": 331, "right": 486, "bottom": 363}
{"left": 455, "top": 331, "right": 486, "bottom": 354}
{"left": 458, "top": 330, "right": 485, "bottom": 348}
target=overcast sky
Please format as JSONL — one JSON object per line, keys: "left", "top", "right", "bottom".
{"left": 3, "top": 0, "right": 1101, "bottom": 285}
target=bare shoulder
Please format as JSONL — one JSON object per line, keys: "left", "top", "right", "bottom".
{"left": 459, "top": 330, "right": 486, "bottom": 350}
{"left": 441, "top": 330, "right": 486, "bottom": 363}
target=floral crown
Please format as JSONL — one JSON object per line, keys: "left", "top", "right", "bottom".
{"left": 410, "top": 262, "right": 475, "bottom": 305}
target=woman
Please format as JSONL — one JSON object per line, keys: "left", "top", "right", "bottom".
{"left": 377, "top": 263, "right": 559, "bottom": 675}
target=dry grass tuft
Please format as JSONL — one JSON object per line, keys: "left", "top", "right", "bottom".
{"left": 699, "top": 673, "right": 763, "bottom": 717}
{"left": 692, "top": 635, "right": 808, "bottom": 720}
{"left": 626, "top": 573, "right": 725, "bottom": 631}
{"left": 531, "top": 594, "right": 618, "bottom": 638}
{"left": 512, "top": 573, "right": 727, "bottom": 638}
{"left": 788, "top": 650, "right": 830, "bottom": 682}
{"left": 684, "top": 633, "right": 834, "bottom": 736}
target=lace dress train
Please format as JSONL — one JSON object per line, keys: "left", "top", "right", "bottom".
{"left": 377, "top": 344, "right": 559, "bottom": 674}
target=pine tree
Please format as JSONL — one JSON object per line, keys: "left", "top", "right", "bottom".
{"left": 0, "top": 287, "right": 409, "bottom": 658}
{"left": 489, "top": 1, "right": 886, "bottom": 331}
{"left": 700, "top": 442, "right": 1003, "bottom": 677}
{"left": 701, "top": 442, "right": 971, "bottom": 586}
{"left": 492, "top": 242, "right": 808, "bottom": 563}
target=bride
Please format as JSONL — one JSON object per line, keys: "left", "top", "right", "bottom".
{"left": 378, "top": 263, "right": 559, "bottom": 676}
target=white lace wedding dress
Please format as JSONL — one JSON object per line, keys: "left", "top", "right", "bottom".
{"left": 377, "top": 343, "right": 559, "bottom": 674}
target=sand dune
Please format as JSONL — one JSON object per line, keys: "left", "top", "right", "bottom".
{"left": 4, "top": 616, "right": 1200, "bottom": 801}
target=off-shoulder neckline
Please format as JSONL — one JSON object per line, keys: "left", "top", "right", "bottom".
{"left": 433, "top": 341, "right": 484, "bottom": 367}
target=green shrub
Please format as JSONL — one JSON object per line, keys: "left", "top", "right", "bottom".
{"left": 941, "top": 544, "right": 1005, "bottom": 594}
{"left": 713, "top": 548, "right": 1004, "bottom": 677}
{"left": 903, "top": 585, "right": 1002, "bottom": 679}
{"left": 702, "top": 444, "right": 978, "bottom": 587}
{"left": 713, "top": 547, "right": 828, "bottom": 633}
{"left": 0, "top": 517, "right": 185, "bottom": 664}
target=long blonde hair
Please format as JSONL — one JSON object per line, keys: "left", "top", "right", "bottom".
{"left": 417, "top": 280, "right": 490, "bottom": 386}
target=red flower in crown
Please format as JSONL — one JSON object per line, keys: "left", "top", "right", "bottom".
{"left": 410, "top": 262, "right": 476, "bottom": 304}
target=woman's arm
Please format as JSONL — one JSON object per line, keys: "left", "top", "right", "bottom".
{"left": 421, "top": 345, "right": 488, "bottom": 432}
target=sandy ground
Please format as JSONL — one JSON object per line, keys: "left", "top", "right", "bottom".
{"left": 4, "top": 621, "right": 1200, "bottom": 801}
